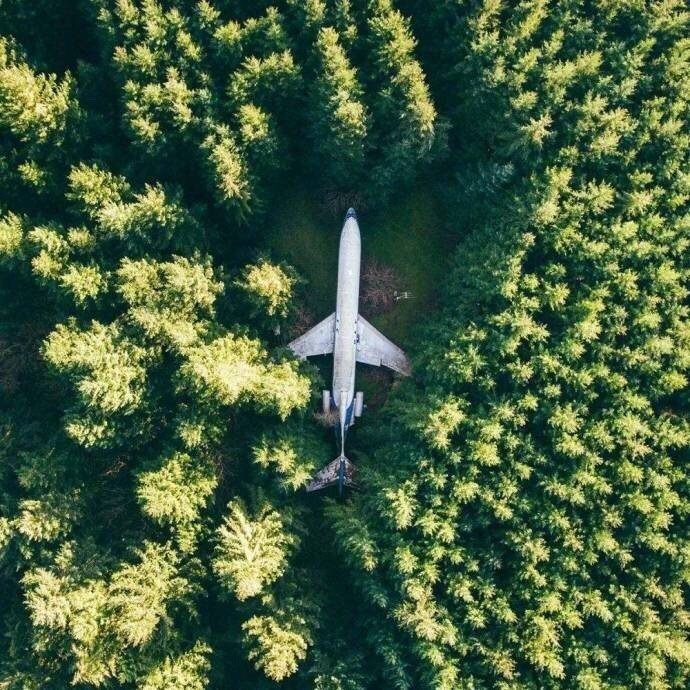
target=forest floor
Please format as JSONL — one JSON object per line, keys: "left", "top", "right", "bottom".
{"left": 264, "top": 181, "right": 452, "bottom": 409}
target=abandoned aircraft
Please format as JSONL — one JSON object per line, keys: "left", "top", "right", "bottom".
{"left": 288, "top": 208, "right": 411, "bottom": 494}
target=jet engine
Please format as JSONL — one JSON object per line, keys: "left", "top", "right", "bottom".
{"left": 322, "top": 390, "right": 331, "bottom": 414}
{"left": 354, "top": 392, "right": 364, "bottom": 417}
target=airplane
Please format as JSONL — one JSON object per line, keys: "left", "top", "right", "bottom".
{"left": 288, "top": 208, "right": 411, "bottom": 494}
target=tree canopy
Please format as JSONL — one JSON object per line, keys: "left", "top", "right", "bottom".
{"left": 0, "top": 1, "right": 688, "bottom": 689}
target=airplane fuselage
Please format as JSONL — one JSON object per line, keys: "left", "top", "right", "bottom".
{"left": 287, "top": 207, "right": 410, "bottom": 492}
{"left": 332, "top": 209, "right": 361, "bottom": 434}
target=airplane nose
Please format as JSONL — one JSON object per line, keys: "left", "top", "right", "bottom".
{"left": 346, "top": 207, "right": 357, "bottom": 220}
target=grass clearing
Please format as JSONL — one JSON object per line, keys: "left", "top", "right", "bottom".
{"left": 264, "top": 182, "right": 451, "bottom": 346}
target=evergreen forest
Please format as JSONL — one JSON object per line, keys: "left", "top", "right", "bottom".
{"left": 0, "top": 1, "right": 688, "bottom": 688}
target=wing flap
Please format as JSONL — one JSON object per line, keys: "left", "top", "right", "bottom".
{"left": 356, "top": 316, "right": 411, "bottom": 376}
{"left": 288, "top": 313, "right": 336, "bottom": 359}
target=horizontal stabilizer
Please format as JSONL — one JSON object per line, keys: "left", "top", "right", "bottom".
{"left": 306, "top": 456, "right": 357, "bottom": 493}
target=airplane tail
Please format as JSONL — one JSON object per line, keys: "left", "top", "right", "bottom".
{"left": 306, "top": 455, "right": 357, "bottom": 494}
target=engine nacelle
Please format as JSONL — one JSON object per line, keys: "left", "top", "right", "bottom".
{"left": 354, "top": 391, "right": 364, "bottom": 417}
{"left": 322, "top": 390, "right": 331, "bottom": 414}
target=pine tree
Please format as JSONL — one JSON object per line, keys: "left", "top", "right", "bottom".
{"left": 307, "top": 26, "right": 367, "bottom": 186}
{"left": 364, "top": 0, "right": 442, "bottom": 197}
{"left": 1, "top": 1, "right": 688, "bottom": 688}
{"left": 329, "top": 1, "right": 690, "bottom": 687}
{"left": 234, "top": 258, "right": 298, "bottom": 334}
{"left": 213, "top": 499, "right": 295, "bottom": 601}
{"left": 242, "top": 613, "right": 309, "bottom": 682}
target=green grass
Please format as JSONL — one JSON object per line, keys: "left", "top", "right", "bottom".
{"left": 263, "top": 190, "right": 339, "bottom": 317}
{"left": 363, "top": 187, "right": 448, "bottom": 344}
{"left": 264, "top": 182, "right": 451, "bottom": 346}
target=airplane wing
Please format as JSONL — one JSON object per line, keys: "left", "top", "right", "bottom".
{"left": 356, "top": 316, "right": 411, "bottom": 376}
{"left": 288, "top": 312, "right": 336, "bottom": 359}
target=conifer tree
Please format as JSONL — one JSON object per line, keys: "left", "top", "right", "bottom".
{"left": 308, "top": 26, "right": 368, "bottom": 186}
{"left": 1, "top": 1, "right": 688, "bottom": 688}
{"left": 364, "top": 0, "right": 442, "bottom": 197}
{"left": 213, "top": 499, "right": 295, "bottom": 601}
{"left": 235, "top": 258, "right": 297, "bottom": 322}
{"left": 329, "top": 1, "right": 690, "bottom": 687}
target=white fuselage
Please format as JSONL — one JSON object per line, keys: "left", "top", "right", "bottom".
{"left": 287, "top": 207, "right": 410, "bottom": 492}
{"left": 332, "top": 212, "right": 361, "bottom": 427}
